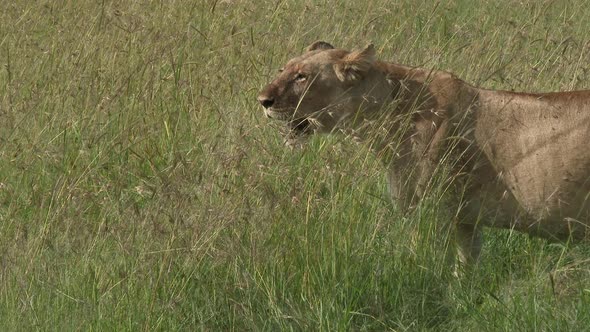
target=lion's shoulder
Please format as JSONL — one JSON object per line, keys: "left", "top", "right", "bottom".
{"left": 379, "top": 62, "right": 472, "bottom": 111}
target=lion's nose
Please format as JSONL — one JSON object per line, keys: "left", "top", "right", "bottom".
{"left": 257, "top": 95, "right": 274, "bottom": 109}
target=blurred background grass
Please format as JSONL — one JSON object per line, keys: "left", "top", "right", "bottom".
{"left": 1, "top": 0, "right": 590, "bottom": 330}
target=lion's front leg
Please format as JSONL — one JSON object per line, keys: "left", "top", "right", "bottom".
{"left": 386, "top": 166, "right": 419, "bottom": 212}
{"left": 455, "top": 223, "right": 482, "bottom": 267}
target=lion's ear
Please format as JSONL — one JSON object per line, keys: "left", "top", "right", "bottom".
{"left": 306, "top": 41, "right": 335, "bottom": 52}
{"left": 334, "top": 44, "right": 376, "bottom": 82}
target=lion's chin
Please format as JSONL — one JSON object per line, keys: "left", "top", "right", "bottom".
{"left": 283, "top": 118, "right": 312, "bottom": 147}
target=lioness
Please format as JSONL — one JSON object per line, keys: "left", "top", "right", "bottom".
{"left": 257, "top": 41, "right": 590, "bottom": 265}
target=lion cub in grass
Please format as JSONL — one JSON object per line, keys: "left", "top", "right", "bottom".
{"left": 258, "top": 41, "right": 590, "bottom": 266}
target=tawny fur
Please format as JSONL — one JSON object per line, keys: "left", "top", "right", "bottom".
{"left": 258, "top": 41, "right": 590, "bottom": 265}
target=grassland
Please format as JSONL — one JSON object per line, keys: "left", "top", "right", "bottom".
{"left": 2, "top": 0, "right": 590, "bottom": 330}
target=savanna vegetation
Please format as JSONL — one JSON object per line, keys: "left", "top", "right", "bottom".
{"left": 2, "top": 0, "right": 590, "bottom": 330}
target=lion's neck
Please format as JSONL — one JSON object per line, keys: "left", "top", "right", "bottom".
{"left": 340, "top": 62, "right": 428, "bottom": 146}
{"left": 345, "top": 62, "right": 477, "bottom": 164}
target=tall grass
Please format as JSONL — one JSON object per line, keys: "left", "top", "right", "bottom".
{"left": 1, "top": 0, "right": 590, "bottom": 330}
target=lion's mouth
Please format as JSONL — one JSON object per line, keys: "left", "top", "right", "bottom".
{"left": 264, "top": 108, "right": 313, "bottom": 145}
{"left": 283, "top": 118, "right": 312, "bottom": 147}
{"left": 264, "top": 108, "right": 312, "bottom": 135}
{"left": 287, "top": 118, "right": 311, "bottom": 135}
{"left": 264, "top": 108, "right": 294, "bottom": 121}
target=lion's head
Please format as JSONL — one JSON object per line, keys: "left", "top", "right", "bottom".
{"left": 257, "top": 41, "right": 390, "bottom": 143}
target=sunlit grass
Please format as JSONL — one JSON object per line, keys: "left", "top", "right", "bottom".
{"left": 1, "top": 0, "right": 590, "bottom": 330}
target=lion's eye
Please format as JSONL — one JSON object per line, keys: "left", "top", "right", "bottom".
{"left": 278, "top": 68, "right": 284, "bottom": 73}
{"left": 294, "top": 73, "right": 307, "bottom": 83}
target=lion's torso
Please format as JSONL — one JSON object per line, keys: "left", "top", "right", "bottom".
{"left": 470, "top": 89, "right": 590, "bottom": 238}
{"left": 258, "top": 43, "right": 590, "bottom": 241}
{"left": 373, "top": 64, "right": 590, "bottom": 239}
